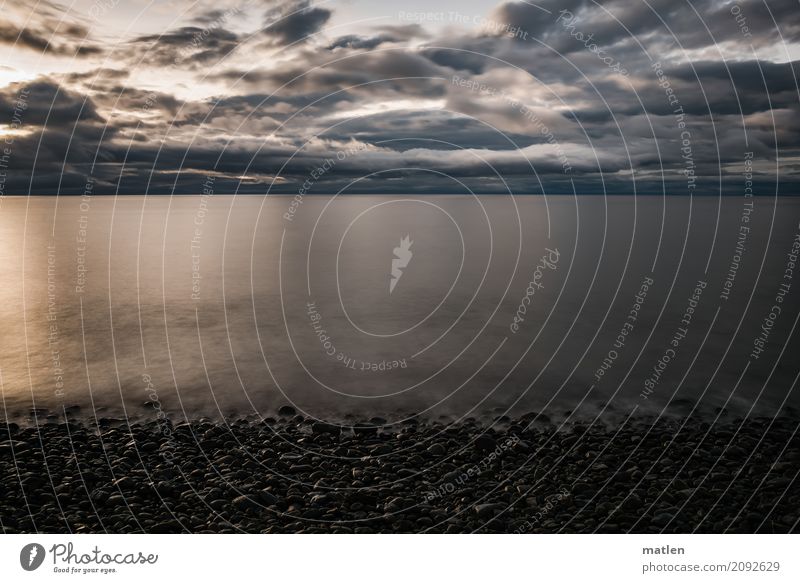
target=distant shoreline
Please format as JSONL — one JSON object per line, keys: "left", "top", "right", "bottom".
{"left": 5, "top": 193, "right": 800, "bottom": 197}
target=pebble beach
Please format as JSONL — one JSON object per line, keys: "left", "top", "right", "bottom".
{"left": 1, "top": 411, "right": 797, "bottom": 534}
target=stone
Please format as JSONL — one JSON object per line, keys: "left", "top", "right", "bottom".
{"left": 426, "top": 444, "right": 447, "bottom": 456}
{"left": 312, "top": 422, "right": 340, "bottom": 435}
{"left": 233, "top": 495, "right": 260, "bottom": 511}
{"left": 474, "top": 435, "right": 497, "bottom": 451}
{"left": 474, "top": 503, "right": 504, "bottom": 518}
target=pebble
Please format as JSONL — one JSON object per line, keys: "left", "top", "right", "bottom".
{"left": 312, "top": 422, "right": 340, "bottom": 435}
{"left": 0, "top": 416, "right": 795, "bottom": 534}
{"left": 474, "top": 435, "right": 497, "bottom": 451}
{"left": 427, "top": 444, "right": 446, "bottom": 456}
{"left": 474, "top": 503, "right": 504, "bottom": 518}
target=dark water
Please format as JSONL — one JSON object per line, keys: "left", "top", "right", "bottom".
{"left": 1, "top": 194, "right": 798, "bottom": 425}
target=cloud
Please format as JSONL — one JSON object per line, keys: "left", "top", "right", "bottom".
{"left": 328, "top": 34, "right": 397, "bottom": 51}
{"left": 1, "top": 0, "right": 798, "bottom": 195}
{"left": 0, "top": 20, "right": 101, "bottom": 56}
{"left": 263, "top": 1, "right": 331, "bottom": 45}
{"left": 0, "top": 80, "right": 102, "bottom": 125}
{"left": 128, "top": 26, "right": 243, "bottom": 67}
{"left": 327, "top": 24, "right": 429, "bottom": 50}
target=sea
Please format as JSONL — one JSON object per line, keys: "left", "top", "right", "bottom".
{"left": 1, "top": 194, "right": 798, "bottom": 426}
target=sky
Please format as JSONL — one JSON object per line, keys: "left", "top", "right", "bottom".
{"left": 0, "top": 0, "right": 799, "bottom": 195}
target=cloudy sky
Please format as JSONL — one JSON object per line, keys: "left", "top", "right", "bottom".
{"left": 1, "top": 0, "right": 798, "bottom": 194}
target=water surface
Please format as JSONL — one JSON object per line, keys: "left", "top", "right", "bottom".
{"left": 1, "top": 194, "right": 798, "bottom": 425}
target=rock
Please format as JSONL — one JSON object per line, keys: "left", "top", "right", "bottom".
{"left": 112, "top": 477, "right": 133, "bottom": 489}
{"left": 278, "top": 406, "right": 296, "bottom": 416}
{"left": 89, "top": 489, "right": 109, "bottom": 504}
{"left": 0, "top": 440, "right": 30, "bottom": 452}
{"left": 352, "top": 423, "right": 377, "bottom": 435}
{"left": 474, "top": 503, "right": 504, "bottom": 518}
{"left": 233, "top": 495, "right": 260, "bottom": 511}
{"left": 384, "top": 497, "right": 406, "bottom": 513}
{"left": 572, "top": 482, "right": 593, "bottom": 495}
{"left": 351, "top": 490, "right": 378, "bottom": 506}
{"left": 150, "top": 521, "right": 183, "bottom": 533}
{"left": 312, "top": 422, "right": 340, "bottom": 435}
{"left": 258, "top": 490, "right": 278, "bottom": 506}
{"left": 651, "top": 512, "right": 673, "bottom": 527}
{"left": 426, "top": 443, "right": 447, "bottom": 456}
{"left": 0, "top": 415, "right": 793, "bottom": 535}
{"left": 474, "top": 435, "right": 496, "bottom": 451}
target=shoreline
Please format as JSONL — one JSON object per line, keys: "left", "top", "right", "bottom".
{"left": 1, "top": 415, "right": 797, "bottom": 534}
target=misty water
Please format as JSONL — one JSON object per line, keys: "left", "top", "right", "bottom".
{"left": 1, "top": 194, "right": 798, "bottom": 425}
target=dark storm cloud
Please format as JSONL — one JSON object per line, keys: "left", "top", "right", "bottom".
{"left": 327, "top": 24, "right": 429, "bottom": 50}
{"left": 0, "top": 80, "right": 102, "bottom": 126}
{"left": 671, "top": 60, "right": 800, "bottom": 96}
{"left": 666, "top": 60, "right": 800, "bottom": 116}
{"left": 191, "top": 8, "right": 244, "bottom": 26}
{"left": 213, "top": 50, "right": 448, "bottom": 100}
{"left": 129, "top": 26, "right": 242, "bottom": 67}
{"left": 600, "top": 60, "right": 800, "bottom": 118}
{"left": 0, "top": 0, "right": 104, "bottom": 56}
{"left": 419, "top": 47, "right": 492, "bottom": 75}
{"left": 322, "top": 110, "right": 542, "bottom": 151}
{"left": 489, "top": 0, "right": 579, "bottom": 39}
{"left": 491, "top": 0, "right": 800, "bottom": 50}
{"left": 65, "top": 69, "right": 130, "bottom": 84}
{"left": 263, "top": 1, "right": 331, "bottom": 45}
{"left": 0, "top": 22, "right": 55, "bottom": 52}
{"left": 0, "top": 20, "right": 101, "bottom": 56}
{"left": 3, "top": 0, "right": 800, "bottom": 195}
{"left": 327, "top": 34, "right": 398, "bottom": 51}
{"left": 0, "top": 79, "right": 120, "bottom": 194}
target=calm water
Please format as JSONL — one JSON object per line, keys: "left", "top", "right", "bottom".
{"left": 1, "top": 195, "right": 798, "bottom": 425}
